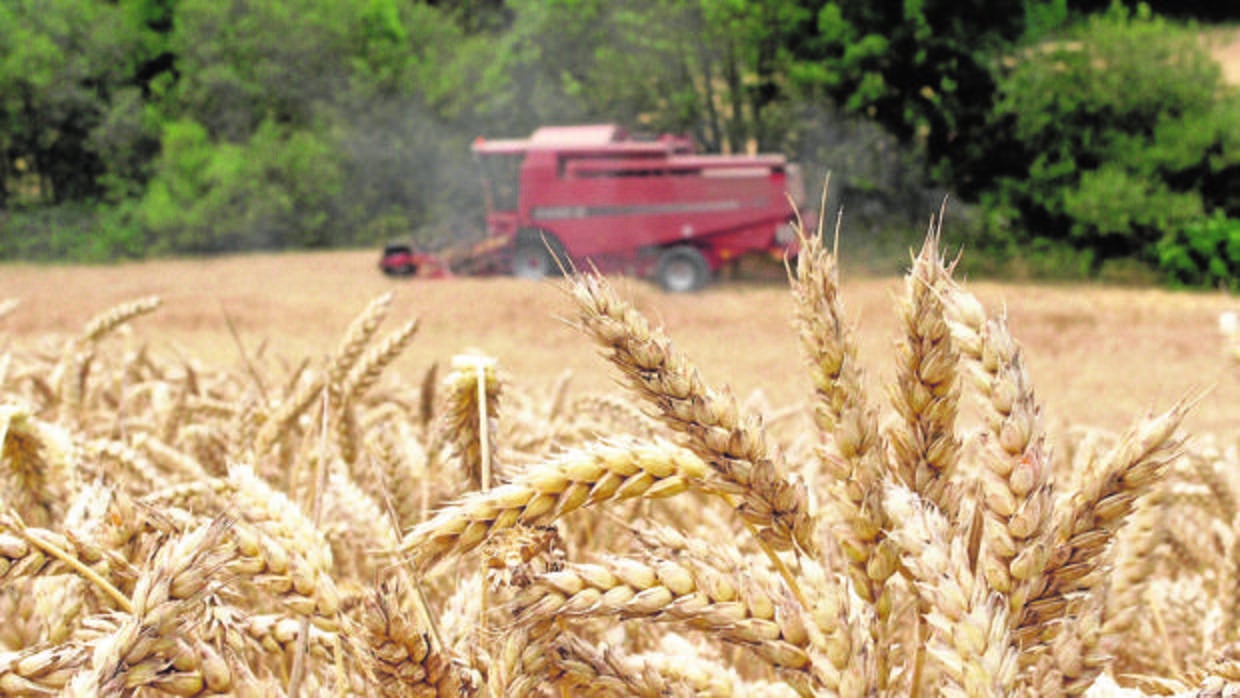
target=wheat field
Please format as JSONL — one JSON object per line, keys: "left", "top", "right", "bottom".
{"left": 2, "top": 248, "right": 1238, "bottom": 435}
{"left": 1, "top": 225, "right": 1240, "bottom": 696}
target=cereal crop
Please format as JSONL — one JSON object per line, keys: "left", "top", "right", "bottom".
{"left": 0, "top": 218, "right": 1238, "bottom": 696}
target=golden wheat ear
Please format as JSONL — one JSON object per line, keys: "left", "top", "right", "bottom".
{"left": 511, "top": 551, "right": 826, "bottom": 691}
{"left": 341, "top": 317, "right": 420, "bottom": 408}
{"left": 335, "top": 317, "right": 420, "bottom": 467}
{"left": 944, "top": 283, "right": 1055, "bottom": 622}
{"left": 437, "top": 352, "right": 503, "bottom": 491}
{"left": 887, "top": 217, "right": 963, "bottom": 516}
{"left": 363, "top": 575, "right": 475, "bottom": 697}
{"left": 546, "top": 632, "right": 742, "bottom": 696}
{"left": 1018, "top": 400, "right": 1190, "bottom": 689}
{"left": 0, "top": 403, "right": 76, "bottom": 527}
{"left": 50, "top": 296, "right": 161, "bottom": 418}
{"left": 568, "top": 272, "right": 815, "bottom": 556}
{"left": 328, "top": 291, "right": 393, "bottom": 394}
{"left": 224, "top": 464, "right": 343, "bottom": 629}
{"left": 398, "top": 438, "right": 706, "bottom": 571}
{"left": 884, "top": 483, "right": 1019, "bottom": 696}
{"left": 786, "top": 203, "right": 900, "bottom": 688}
{"left": 62, "top": 516, "right": 238, "bottom": 696}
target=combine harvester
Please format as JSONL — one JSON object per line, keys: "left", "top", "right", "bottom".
{"left": 380, "top": 124, "right": 809, "bottom": 292}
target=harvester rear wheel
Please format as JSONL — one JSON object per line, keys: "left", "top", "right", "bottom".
{"left": 655, "top": 246, "right": 710, "bottom": 293}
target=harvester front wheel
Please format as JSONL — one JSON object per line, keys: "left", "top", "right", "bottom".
{"left": 511, "top": 242, "right": 554, "bottom": 279}
{"left": 511, "top": 232, "right": 567, "bottom": 280}
{"left": 383, "top": 263, "right": 417, "bottom": 277}
{"left": 655, "top": 246, "right": 710, "bottom": 293}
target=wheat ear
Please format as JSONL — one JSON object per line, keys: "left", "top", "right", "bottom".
{"left": 512, "top": 553, "right": 811, "bottom": 662}
{"left": 947, "top": 288, "right": 1054, "bottom": 622}
{"left": 570, "top": 273, "right": 813, "bottom": 555}
{"left": 885, "top": 484, "right": 1018, "bottom": 696}
{"left": 399, "top": 438, "right": 706, "bottom": 570}
{"left": 335, "top": 317, "right": 421, "bottom": 467}
{"left": 438, "top": 352, "right": 502, "bottom": 490}
{"left": 0, "top": 642, "right": 93, "bottom": 694}
{"left": 1027, "top": 401, "right": 1187, "bottom": 639}
{"left": 51, "top": 296, "right": 161, "bottom": 416}
{"left": 364, "top": 575, "right": 475, "bottom": 697}
{"left": 888, "top": 214, "right": 963, "bottom": 514}
{"left": 547, "top": 633, "right": 699, "bottom": 696}
{"left": 0, "top": 403, "right": 76, "bottom": 527}
{"left": 63, "top": 516, "right": 238, "bottom": 696}
{"left": 252, "top": 372, "right": 325, "bottom": 457}
{"left": 1019, "top": 402, "right": 1188, "bottom": 691}
{"left": 788, "top": 212, "right": 895, "bottom": 605}
{"left": 632, "top": 520, "right": 877, "bottom": 696}
{"left": 328, "top": 291, "right": 393, "bottom": 394}
{"left": 342, "top": 317, "right": 420, "bottom": 406}
{"left": 226, "top": 465, "right": 342, "bottom": 628}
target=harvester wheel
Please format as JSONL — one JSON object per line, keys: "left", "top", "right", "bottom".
{"left": 655, "top": 246, "right": 710, "bottom": 293}
{"left": 380, "top": 243, "right": 417, "bottom": 278}
{"left": 511, "top": 242, "right": 555, "bottom": 279}
{"left": 511, "top": 233, "right": 568, "bottom": 280}
{"left": 384, "top": 263, "right": 417, "bottom": 277}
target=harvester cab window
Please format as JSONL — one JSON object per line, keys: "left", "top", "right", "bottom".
{"left": 477, "top": 153, "right": 522, "bottom": 212}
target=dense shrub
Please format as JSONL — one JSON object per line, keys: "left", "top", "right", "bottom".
{"left": 138, "top": 120, "right": 344, "bottom": 254}
{"left": 982, "top": 4, "right": 1240, "bottom": 275}
{"left": 1156, "top": 212, "right": 1240, "bottom": 289}
{"left": 0, "top": 203, "right": 145, "bottom": 263}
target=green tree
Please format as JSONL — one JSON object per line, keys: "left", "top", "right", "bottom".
{"left": 989, "top": 4, "right": 1240, "bottom": 264}
{"left": 139, "top": 119, "right": 344, "bottom": 253}
{"left": 163, "top": 0, "right": 360, "bottom": 142}
{"left": 789, "top": 0, "right": 1070, "bottom": 194}
{"left": 474, "top": 0, "right": 812, "bottom": 153}
{"left": 0, "top": 0, "right": 147, "bottom": 205}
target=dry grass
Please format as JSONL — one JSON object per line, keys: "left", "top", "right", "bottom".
{"left": 1208, "top": 26, "right": 1240, "bottom": 86}
{"left": 2, "top": 219, "right": 1240, "bottom": 695}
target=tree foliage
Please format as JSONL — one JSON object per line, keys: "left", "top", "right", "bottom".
{"left": 0, "top": 0, "right": 148, "bottom": 205}
{"left": 983, "top": 4, "right": 1240, "bottom": 273}
{"left": 0, "top": 0, "right": 1236, "bottom": 286}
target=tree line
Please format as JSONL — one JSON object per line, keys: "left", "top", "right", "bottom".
{"left": 1, "top": 0, "right": 1238, "bottom": 285}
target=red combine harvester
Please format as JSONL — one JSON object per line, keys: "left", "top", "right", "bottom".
{"left": 379, "top": 124, "right": 808, "bottom": 292}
